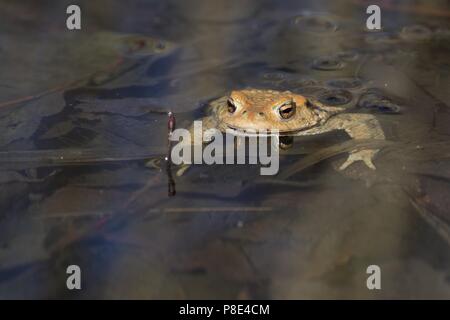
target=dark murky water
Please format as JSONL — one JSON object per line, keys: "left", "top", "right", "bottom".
{"left": 0, "top": 0, "right": 449, "bottom": 299}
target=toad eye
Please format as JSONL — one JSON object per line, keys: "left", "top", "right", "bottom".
{"left": 278, "top": 102, "right": 296, "bottom": 119}
{"left": 227, "top": 99, "right": 237, "bottom": 113}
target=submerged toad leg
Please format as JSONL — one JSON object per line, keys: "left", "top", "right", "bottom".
{"left": 323, "top": 113, "right": 385, "bottom": 170}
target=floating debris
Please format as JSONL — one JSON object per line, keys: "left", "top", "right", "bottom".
{"left": 318, "top": 89, "right": 353, "bottom": 106}
{"left": 312, "top": 56, "right": 345, "bottom": 71}
{"left": 326, "top": 78, "right": 363, "bottom": 89}
{"left": 399, "top": 25, "right": 433, "bottom": 41}
{"left": 358, "top": 91, "right": 402, "bottom": 114}
{"left": 292, "top": 13, "right": 339, "bottom": 33}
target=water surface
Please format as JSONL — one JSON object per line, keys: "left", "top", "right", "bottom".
{"left": 0, "top": 0, "right": 449, "bottom": 299}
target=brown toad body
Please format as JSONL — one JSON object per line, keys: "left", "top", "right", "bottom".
{"left": 192, "top": 89, "right": 385, "bottom": 170}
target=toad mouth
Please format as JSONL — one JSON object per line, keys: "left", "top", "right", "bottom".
{"left": 225, "top": 124, "right": 295, "bottom": 136}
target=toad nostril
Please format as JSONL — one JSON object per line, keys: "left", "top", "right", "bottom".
{"left": 258, "top": 112, "right": 265, "bottom": 117}
{"left": 242, "top": 110, "right": 247, "bottom": 115}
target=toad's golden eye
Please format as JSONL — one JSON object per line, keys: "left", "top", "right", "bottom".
{"left": 279, "top": 102, "right": 296, "bottom": 119}
{"left": 227, "top": 99, "right": 237, "bottom": 113}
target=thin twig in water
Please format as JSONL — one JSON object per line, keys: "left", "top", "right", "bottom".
{"left": 166, "top": 111, "right": 176, "bottom": 196}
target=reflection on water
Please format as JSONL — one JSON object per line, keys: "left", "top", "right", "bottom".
{"left": 0, "top": 0, "right": 449, "bottom": 299}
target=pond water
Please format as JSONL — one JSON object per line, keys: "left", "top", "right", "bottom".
{"left": 0, "top": 0, "right": 449, "bottom": 299}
